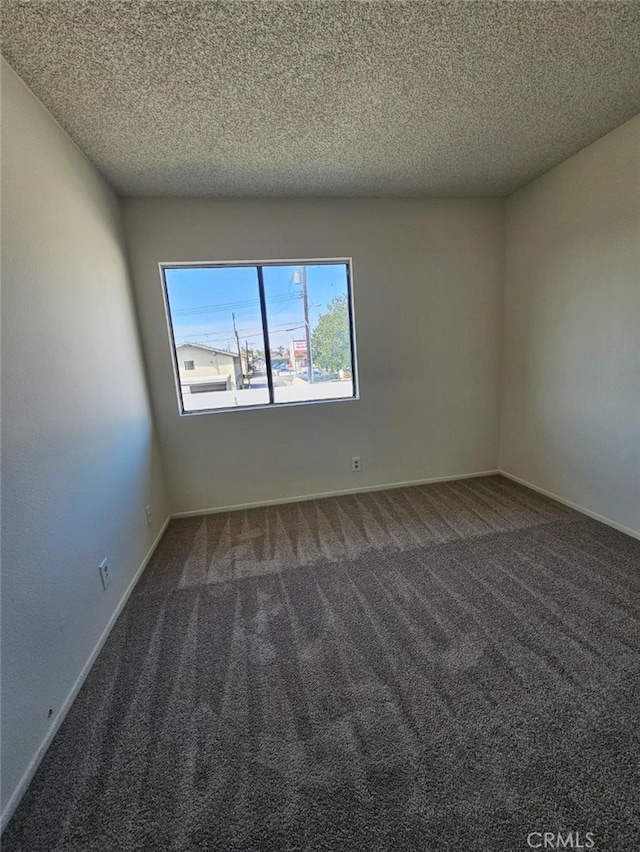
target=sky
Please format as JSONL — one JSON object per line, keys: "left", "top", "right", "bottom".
{"left": 164, "top": 262, "right": 349, "bottom": 357}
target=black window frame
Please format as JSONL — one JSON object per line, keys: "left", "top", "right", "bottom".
{"left": 160, "top": 258, "right": 359, "bottom": 416}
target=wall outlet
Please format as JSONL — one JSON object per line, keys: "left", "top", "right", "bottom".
{"left": 145, "top": 504, "right": 152, "bottom": 526}
{"left": 98, "top": 558, "right": 111, "bottom": 590}
{"left": 352, "top": 456, "right": 362, "bottom": 472}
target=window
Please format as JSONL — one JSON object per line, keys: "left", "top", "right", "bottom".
{"left": 161, "top": 260, "right": 358, "bottom": 414}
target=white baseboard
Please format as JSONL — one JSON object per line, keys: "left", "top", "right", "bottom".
{"left": 171, "top": 469, "right": 501, "bottom": 518}
{"left": 0, "top": 514, "right": 172, "bottom": 832}
{"left": 498, "top": 470, "right": 640, "bottom": 541}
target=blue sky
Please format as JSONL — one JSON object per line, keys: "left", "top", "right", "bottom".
{"left": 164, "top": 262, "right": 349, "bottom": 355}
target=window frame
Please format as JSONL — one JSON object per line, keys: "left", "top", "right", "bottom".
{"left": 159, "top": 258, "right": 359, "bottom": 416}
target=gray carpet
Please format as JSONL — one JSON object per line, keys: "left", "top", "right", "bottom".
{"left": 4, "top": 475, "right": 640, "bottom": 851}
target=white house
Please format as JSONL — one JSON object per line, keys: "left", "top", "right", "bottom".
{"left": 176, "top": 342, "right": 242, "bottom": 393}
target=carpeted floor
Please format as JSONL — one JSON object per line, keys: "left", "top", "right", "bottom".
{"left": 4, "top": 475, "right": 640, "bottom": 851}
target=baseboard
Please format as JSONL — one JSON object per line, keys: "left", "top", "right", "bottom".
{"left": 171, "top": 469, "right": 501, "bottom": 518}
{"left": 498, "top": 470, "right": 640, "bottom": 541}
{"left": 0, "top": 514, "right": 172, "bottom": 832}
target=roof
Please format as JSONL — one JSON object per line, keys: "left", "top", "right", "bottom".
{"left": 177, "top": 342, "right": 240, "bottom": 359}
{"left": 2, "top": 1, "right": 639, "bottom": 198}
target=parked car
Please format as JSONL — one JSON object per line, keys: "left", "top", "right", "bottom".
{"left": 298, "top": 367, "right": 327, "bottom": 381}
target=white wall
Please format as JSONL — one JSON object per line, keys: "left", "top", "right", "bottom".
{"left": 0, "top": 60, "right": 170, "bottom": 820}
{"left": 500, "top": 115, "right": 640, "bottom": 536}
{"left": 122, "top": 198, "right": 504, "bottom": 513}
{"left": 2, "top": 54, "right": 637, "bottom": 828}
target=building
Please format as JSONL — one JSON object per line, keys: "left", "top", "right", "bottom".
{"left": 176, "top": 342, "right": 242, "bottom": 393}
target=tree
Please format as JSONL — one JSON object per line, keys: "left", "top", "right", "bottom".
{"left": 311, "top": 295, "right": 351, "bottom": 373}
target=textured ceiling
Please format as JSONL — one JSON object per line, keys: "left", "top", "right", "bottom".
{"left": 2, "top": 1, "right": 640, "bottom": 198}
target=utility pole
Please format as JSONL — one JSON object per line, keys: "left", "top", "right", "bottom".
{"left": 245, "top": 340, "right": 251, "bottom": 387}
{"left": 301, "top": 266, "right": 314, "bottom": 383}
{"left": 232, "top": 312, "right": 244, "bottom": 389}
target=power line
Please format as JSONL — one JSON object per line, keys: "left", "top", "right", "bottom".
{"left": 171, "top": 293, "right": 297, "bottom": 317}
{"left": 175, "top": 319, "right": 303, "bottom": 341}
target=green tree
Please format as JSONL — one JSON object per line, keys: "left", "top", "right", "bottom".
{"left": 311, "top": 295, "right": 351, "bottom": 373}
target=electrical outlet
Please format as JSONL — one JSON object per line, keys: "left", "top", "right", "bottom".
{"left": 98, "top": 558, "right": 111, "bottom": 590}
{"left": 352, "top": 456, "right": 362, "bottom": 472}
{"left": 145, "top": 504, "right": 152, "bottom": 526}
